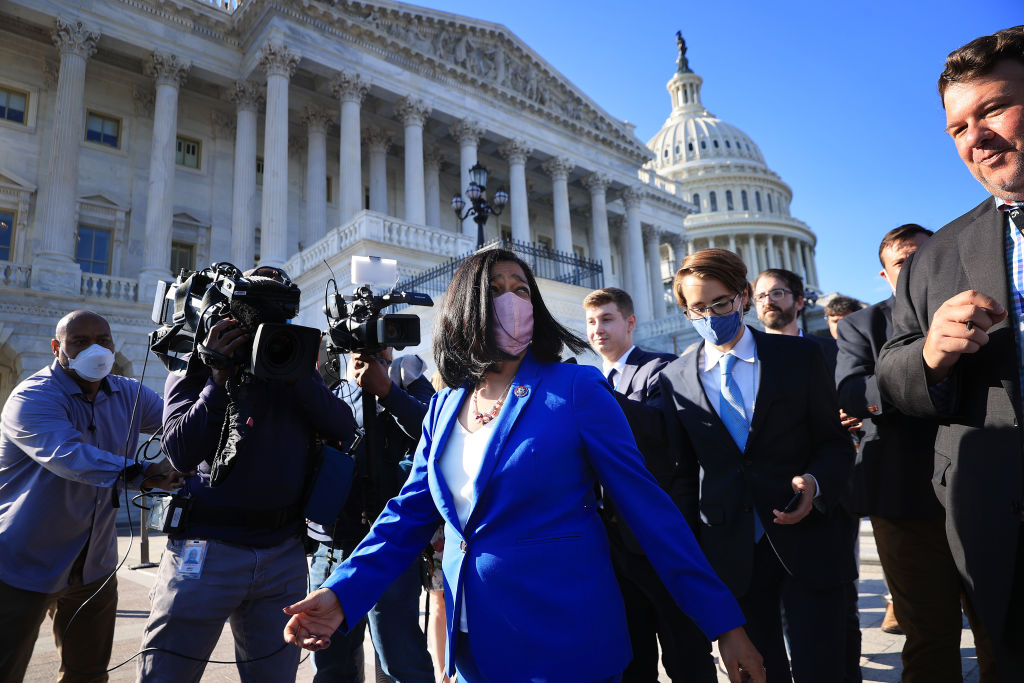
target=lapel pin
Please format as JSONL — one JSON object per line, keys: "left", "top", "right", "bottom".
{"left": 514, "top": 385, "right": 529, "bottom": 398}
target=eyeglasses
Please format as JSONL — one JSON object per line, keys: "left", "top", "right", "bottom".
{"left": 685, "top": 291, "right": 742, "bottom": 319}
{"left": 754, "top": 288, "right": 794, "bottom": 303}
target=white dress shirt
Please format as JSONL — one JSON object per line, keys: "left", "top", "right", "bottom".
{"left": 602, "top": 345, "right": 636, "bottom": 391}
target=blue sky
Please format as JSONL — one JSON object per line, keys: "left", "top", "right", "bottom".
{"left": 416, "top": 0, "right": 1017, "bottom": 303}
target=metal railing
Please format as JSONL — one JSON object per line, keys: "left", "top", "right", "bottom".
{"left": 395, "top": 238, "right": 604, "bottom": 305}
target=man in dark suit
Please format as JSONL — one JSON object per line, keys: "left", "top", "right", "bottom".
{"left": 583, "top": 287, "right": 714, "bottom": 683}
{"left": 838, "top": 224, "right": 995, "bottom": 681}
{"left": 661, "top": 249, "right": 855, "bottom": 682}
{"left": 876, "top": 27, "right": 1024, "bottom": 681}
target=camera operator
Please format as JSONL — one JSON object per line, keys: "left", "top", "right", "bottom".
{"left": 137, "top": 267, "right": 355, "bottom": 683}
{"left": 0, "top": 310, "right": 181, "bottom": 683}
{"left": 307, "top": 348, "right": 435, "bottom": 683}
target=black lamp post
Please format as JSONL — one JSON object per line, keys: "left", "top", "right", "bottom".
{"left": 451, "top": 163, "right": 509, "bottom": 249}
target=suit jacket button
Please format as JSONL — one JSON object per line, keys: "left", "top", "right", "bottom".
{"left": 459, "top": 540, "right": 468, "bottom": 552}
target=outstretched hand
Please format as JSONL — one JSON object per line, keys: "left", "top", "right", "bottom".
{"left": 283, "top": 588, "right": 345, "bottom": 652}
{"left": 718, "top": 626, "right": 765, "bottom": 683}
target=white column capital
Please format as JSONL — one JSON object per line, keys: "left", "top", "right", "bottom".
{"left": 332, "top": 70, "right": 369, "bottom": 104}
{"left": 51, "top": 17, "right": 99, "bottom": 59}
{"left": 451, "top": 118, "right": 484, "bottom": 146}
{"left": 622, "top": 185, "right": 647, "bottom": 210}
{"left": 582, "top": 172, "right": 610, "bottom": 194}
{"left": 499, "top": 138, "right": 532, "bottom": 165}
{"left": 424, "top": 147, "right": 446, "bottom": 171}
{"left": 542, "top": 156, "right": 573, "bottom": 181}
{"left": 301, "top": 105, "right": 334, "bottom": 134}
{"left": 145, "top": 52, "right": 191, "bottom": 88}
{"left": 229, "top": 80, "right": 264, "bottom": 113}
{"left": 395, "top": 96, "right": 430, "bottom": 127}
{"left": 258, "top": 42, "right": 299, "bottom": 78}
{"left": 363, "top": 127, "right": 393, "bottom": 153}
{"left": 642, "top": 224, "right": 662, "bottom": 241}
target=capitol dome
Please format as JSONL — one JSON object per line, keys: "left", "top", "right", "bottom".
{"left": 645, "top": 33, "right": 820, "bottom": 289}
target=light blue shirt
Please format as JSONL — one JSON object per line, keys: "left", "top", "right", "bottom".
{"left": 698, "top": 325, "right": 758, "bottom": 420}
{"left": 0, "top": 361, "right": 163, "bottom": 593}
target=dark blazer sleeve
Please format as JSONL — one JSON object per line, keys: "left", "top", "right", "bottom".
{"left": 835, "top": 307, "right": 884, "bottom": 419}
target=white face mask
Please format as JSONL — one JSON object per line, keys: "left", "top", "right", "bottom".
{"left": 65, "top": 344, "right": 115, "bottom": 382}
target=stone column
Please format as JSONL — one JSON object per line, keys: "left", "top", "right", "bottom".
{"left": 748, "top": 234, "right": 761, "bottom": 275}
{"left": 333, "top": 71, "right": 369, "bottom": 223}
{"left": 728, "top": 233, "right": 737, "bottom": 254}
{"left": 543, "top": 157, "right": 573, "bottom": 255}
{"left": 229, "top": 81, "right": 262, "bottom": 270}
{"left": 363, "top": 128, "right": 391, "bottom": 215}
{"left": 623, "top": 187, "right": 652, "bottom": 320}
{"left": 451, "top": 118, "right": 483, "bottom": 238}
{"left": 256, "top": 42, "right": 298, "bottom": 269}
{"left": 644, "top": 225, "right": 666, "bottom": 319}
{"left": 780, "top": 236, "right": 792, "bottom": 272}
{"left": 582, "top": 172, "right": 611, "bottom": 276}
{"left": 499, "top": 138, "right": 532, "bottom": 244}
{"left": 301, "top": 106, "right": 332, "bottom": 250}
{"left": 424, "top": 147, "right": 444, "bottom": 229}
{"left": 396, "top": 96, "right": 429, "bottom": 225}
{"left": 807, "top": 243, "right": 820, "bottom": 288}
{"left": 611, "top": 215, "right": 628, "bottom": 289}
{"left": 687, "top": 239, "right": 695, "bottom": 256}
{"left": 33, "top": 18, "right": 99, "bottom": 293}
{"left": 139, "top": 52, "right": 191, "bottom": 298}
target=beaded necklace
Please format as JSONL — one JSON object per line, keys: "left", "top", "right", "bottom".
{"left": 472, "top": 376, "right": 515, "bottom": 425}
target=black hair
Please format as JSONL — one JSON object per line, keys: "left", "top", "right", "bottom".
{"left": 433, "top": 248, "right": 589, "bottom": 388}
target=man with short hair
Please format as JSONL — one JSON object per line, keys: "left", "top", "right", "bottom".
{"left": 0, "top": 310, "right": 179, "bottom": 682}
{"left": 753, "top": 269, "right": 838, "bottom": 375}
{"left": 583, "top": 287, "right": 713, "bottom": 682}
{"left": 824, "top": 297, "right": 864, "bottom": 340}
{"left": 877, "top": 26, "right": 1024, "bottom": 679}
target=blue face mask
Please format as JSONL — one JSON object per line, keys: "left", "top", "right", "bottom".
{"left": 690, "top": 310, "right": 743, "bottom": 347}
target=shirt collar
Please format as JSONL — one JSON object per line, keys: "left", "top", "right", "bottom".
{"left": 602, "top": 345, "right": 636, "bottom": 375}
{"left": 702, "top": 326, "right": 755, "bottom": 374}
{"left": 995, "top": 196, "right": 1024, "bottom": 211}
{"left": 47, "top": 359, "right": 117, "bottom": 397}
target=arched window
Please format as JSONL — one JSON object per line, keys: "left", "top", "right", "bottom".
{"left": 688, "top": 142, "right": 694, "bottom": 152}
{"left": 755, "top": 191, "right": 762, "bottom": 211}
{"left": 725, "top": 140, "right": 731, "bottom": 148}
{"left": 767, "top": 194, "right": 774, "bottom": 212}
{"left": 692, "top": 193, "right": 700, "bottom": 212}
{"left": 709, "top": 191, "right": 718, "bottom": 212}
{"left": 664, "top": 149, "right": 669, "bottom": 157}
{"left": 741, "top": 190, "right": 749, "bottom": 211}
{"left": 700, "top": 140, "right": 706, "bottom": 149}
{"left": 726, "top": 190, "right": 734, "bottom": 211}
{"left": 675, "top": 144, "right": 680, "bottom": 154}
{"left": 713, "top": 140, "right": 719, "bottom": 149}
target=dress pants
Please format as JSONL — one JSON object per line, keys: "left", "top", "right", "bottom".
{"left": 871, "top": 514, "right": 995, "bottom": 682}
{"left": 737, "top": 536, "right": 847, "bottom": 683}
{"left": 0, "top": 566, "right": 117, "bottom": 683}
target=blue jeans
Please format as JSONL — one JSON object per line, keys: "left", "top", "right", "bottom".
{"left": 308, "top": 543, "right": 433, "bottom": 683}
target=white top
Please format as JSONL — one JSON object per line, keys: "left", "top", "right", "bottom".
{"left": 699, "top": 326, "right": 758, "bottom": 421}
{"left": 439, "top": 410, "right": 500, "bottom": 632}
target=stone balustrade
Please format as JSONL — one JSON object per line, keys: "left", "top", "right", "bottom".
{"left": 80, "top": 272, "right": 139, "bottom": 301}
{"left": 287, "top": 210, "right": 475, "bottom": 275}
{"left": 634, "top": 312, "right": 692, "bottom": 342}
{"left": 0, "top": 261, "right": 31, "bottom": 288}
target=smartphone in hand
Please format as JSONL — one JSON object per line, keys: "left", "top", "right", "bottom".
{"left": 782, "top": 490, "right": 802, "bottom": 513}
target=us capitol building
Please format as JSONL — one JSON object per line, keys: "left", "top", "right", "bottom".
{"left": 0, "top": 0, "right": 823, "bottom": 403}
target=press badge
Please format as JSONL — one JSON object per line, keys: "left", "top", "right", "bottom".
{"left": 177, "top": 539, "right": 209, "bottom": 579}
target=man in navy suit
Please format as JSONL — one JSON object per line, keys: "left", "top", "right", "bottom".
{"left": 661, "top": 249, "right": 855, "bottom": 682}
{"left": 584, "top": 287, "right": 713, "bottom": 683}
{"left": 876, "top": 26, "right": 1024, "bottom": 680}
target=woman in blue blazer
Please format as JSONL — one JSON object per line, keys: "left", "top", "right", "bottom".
{"left": 285, "top": 249, "right": 763, "bottom": 682}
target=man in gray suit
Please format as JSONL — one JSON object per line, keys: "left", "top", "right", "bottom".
{"left": 877, "top": 26, "right": 1024, "bottom": 681}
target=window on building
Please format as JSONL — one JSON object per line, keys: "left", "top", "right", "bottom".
{"left": 76, "top": 225, "right": 111, "bottom": 274}
{"left": 255, "top": 157, "right": 264, "bottom": 186}
{"left": 767, "top": 194, "right": 774, "bottom": 212}
{"left": 573, "top": 245, "right": 585, "bottom": 259}
{"left": 326, "top": 176, "right": 333, "bottom": 203}
{"left": 364, "top": 186, "right": 370, "bottom": 210}
{"left": 0, "top": 87, "right": 28, "bottom": 124}
{"left": 725, "top": 140, "right": 731, "bottom": 148}
{"left": 687, "top": 142, "right": 693, "bottom": 152}
{"left": 692, "top": 193, "right": 700, "bottom": 213}
{"left": 700, "top": 140, "right": 706, "bottom": 149}
{"left": 726, "top": 190, "right": 734, "bottom": 211}
{"left": 713, "top": 140, "right": 719, "bottom": 149}
{"left": 741, "top": 190, "right": 749, "bottom": 211}
{"left": 0, "top": 210, "right": 14, "bottom": 261}
{"left": 755, "top": 191, "right": 762, "bottom": 211}
{"left": 85, "top": 112, "right": 120, "bottom": 148}
{"left": 538, "top": 235, "right": 553, "bottom": 251}
{"left": 170, "top": 241, "right": 195, "bottom": 276}
{"left": 674, "top": 145, "right": 680, "bottom": 155}
{"left": 175, "top": 136, "right": 201, "bottom": 169}
{"left": 709, "top": 191, "right": 718, "bottom": 212}
{"left": 663, "top": 149, "right": 668, "bottom": 157}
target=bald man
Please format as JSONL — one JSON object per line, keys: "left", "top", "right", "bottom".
{"left": 0, "top": 310, "right": 179, "bottom": 682}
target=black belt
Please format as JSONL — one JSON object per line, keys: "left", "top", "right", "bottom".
{"left": 186, "top": 499, "right": 302, "bottom": 530}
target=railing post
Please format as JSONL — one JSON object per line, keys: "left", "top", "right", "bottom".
{"left": 130, "top": 505, "right": 159, "bottom": 570}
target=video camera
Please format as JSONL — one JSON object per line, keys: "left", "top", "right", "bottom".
{"left": 149, "top": 262, "right": 321, "bottom": 382}
{"left": 318, "top": 256, "right": 432, "bottom": 388}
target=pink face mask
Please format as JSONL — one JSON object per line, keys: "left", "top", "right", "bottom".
{"left": 492, "top": 291, "right": 534, "bottom": 356}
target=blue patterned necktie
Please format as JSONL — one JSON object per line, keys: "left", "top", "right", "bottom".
{"left": 719, "top": 353, "right": 764, "bottom": 541}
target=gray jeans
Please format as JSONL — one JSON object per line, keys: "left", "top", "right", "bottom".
{"left": 136, "top": 536, "right": 307, "bottom": 683}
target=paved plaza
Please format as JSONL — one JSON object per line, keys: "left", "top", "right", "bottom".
{"left": 21, "top": 510, "right": 982, "bottom": 682}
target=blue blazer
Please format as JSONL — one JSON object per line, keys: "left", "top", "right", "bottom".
{"left": 325, "top": 351, "right": 743, "bottom": 681}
